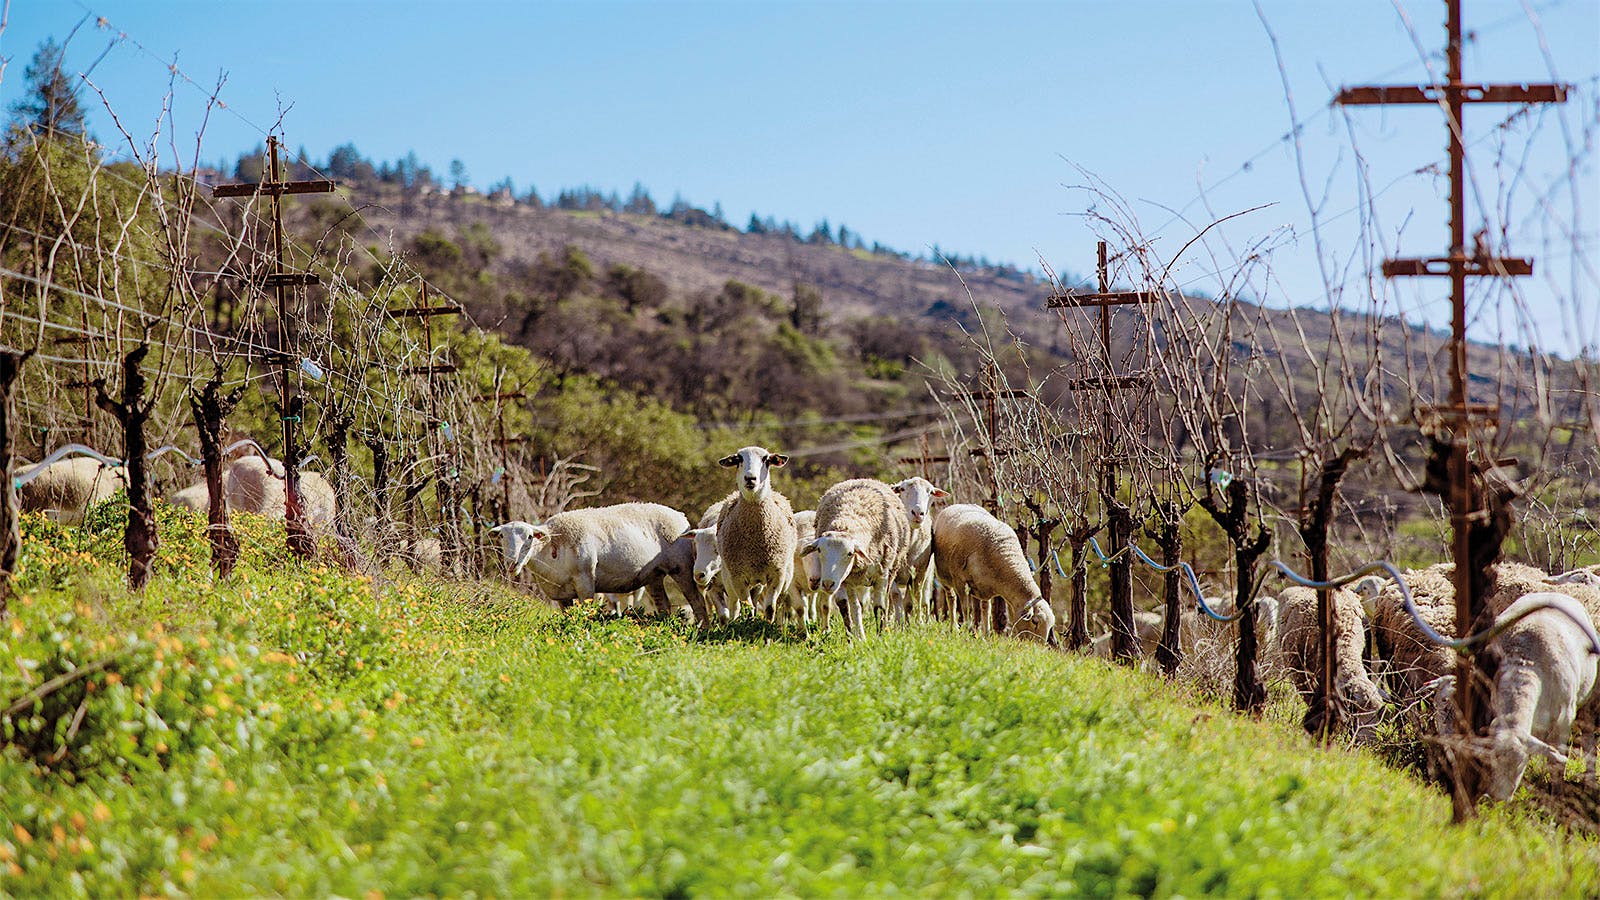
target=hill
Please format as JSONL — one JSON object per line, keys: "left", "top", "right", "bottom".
{"left": 3, "top": 508, "right": 1595, "bottom": 895}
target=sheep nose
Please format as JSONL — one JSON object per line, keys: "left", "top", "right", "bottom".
{"left": 821, "top": 580, "right": 836, "bottom": 592}
{"left": 743, "top": 477, "right": 757, "bottom": 489}
{"left": 809, "top": 578, "right": 820, "bottom": 591}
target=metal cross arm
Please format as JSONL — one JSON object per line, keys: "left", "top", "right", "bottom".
{"left": 1336, "top": 83, "right": 1568, "bottom": 105}
{"left": 211, "top": 179, "right": 337, "bottom": 198}
{"left": 1047, "top": 290, "right": 1160, "bottom": 309}
{"left": 1069, "top": 373, "right": 1151, "bottom": 392}
{"left": 1382, "top": 257, "right": 1532, "bottom": 278}
{"left": 390, "top": 304, "right": 464, "bottom": 318}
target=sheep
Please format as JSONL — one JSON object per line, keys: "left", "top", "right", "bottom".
{"left": 410, "top": 537, "right": 442, "bottom": 572}
{"left": 787, "top": 509, "right": 827, "bottom": 627}
{"left": 490, "top": 502, "right": 690, "bottom": 608}
{"left": 223, "top": 456, "right": 336, "bottom": 531}
{"left": 168, "top": 481, "right": 209, "bottom": 513}
{"left": 890, "top": 477, "right": 947, "bottom": 621}
{"left": 1369, "top": 562, "right": 1600, "bottom": 702}
{"left": 931, "top": 503, "right": 1055, "bottom": 645}
{"left": 714, "top": 447, "right": 798, "bottom": 625}
{"left": 687, "top": 494, "right": 735, "bottom": 619}
{"left": 803, "top": 479, "right": 911, "bottom": 639}
{"left": 1433, "top": 592, "right": 1600, "bottom": 801}
{"left": 1274, "top": 585, "right": 1385, "bottom": 742}
{"left": 16, "top": 457, "right": 127, "bottom": 523}
{"left": 629, "top": 531, "right": 713, "bottom": 625}
{"left": 1090, "top": 610, "right": 1164, "bottom": 659}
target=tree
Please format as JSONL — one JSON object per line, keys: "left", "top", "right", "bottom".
{"left": 8, "top": 40, "right": 88, "bottom": 139}
{"left": 449, "top": 158, "right": 469, "bottom": 191}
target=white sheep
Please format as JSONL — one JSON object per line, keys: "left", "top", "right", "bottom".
{"left": 714, "top": 447, "right": 798, "bottom": 625}
{"left": 168, "top": 480, "right": 209, "bottom": 513}
{"left": 687, "top": 494, "right": 735, "bottom": 619}
{"left": 803, "top": 479, "right": 911, "bottom": 639}
{"left": 890, "top": 477, "right": 947, "bottom": 622}
{"left": 787, "top": 509, "right": 827, "bottom": 627}
{"left": 1434, "top": 592, "right": 1600, "bottom": 801}
{"left": 223, "top": 456, "right": 336, "bottom": 531}
{"left": 491, "top": 502, "right": 690, "bottom": 607}
{"left": 16, "top": 457, "right": 126, "bottom": 523}
{"left": 1370, "top": 562, "right": 1600, "bottom": 702}
{"left": 1274, "top": 585, "right": 1385, "bottom": 743}
{"left": 931, "top": 503, "right": 1055, "bottom": 644}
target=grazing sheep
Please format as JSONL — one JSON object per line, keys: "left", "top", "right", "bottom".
{"left": 804, "top": 479, "right": 911, "bottom": 639}
{"left": 1090, "top": 610, "right": 1163, "bottom": 659}
{"left": 714, "top": 447, "right": 798, "bottom": 625}
{"left": 410, "top": 538, "right": 442, "bottom": 572}
{"left": 1434, "top": 592, "right": 1600, "bottom": 800}
{"left": 224, "top": 456, "right": 336, "bottom": 531}
{"left": 1370, "top": 562, "right": 1600, "bottom": 701}
{"left": 491, "top": 502, "right": 690, "bottom": 607}
{"left": 1274, "top": 585, "right": 1385, "bottom": 742}
{"left": 890, "top": 477, "right": 947, "bottom": 621}
{"left": 17, "top": 457, "right": 126, "bottom": 523}
{"left": 168, "top": 481, "right": 209, "bottom": 513}
{"left": 931, "top": 503, "right": 1055, "bottom": 645}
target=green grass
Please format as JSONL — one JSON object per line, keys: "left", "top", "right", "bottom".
{"left": 1, "top": 506, "right": 1596, "bottom": 896}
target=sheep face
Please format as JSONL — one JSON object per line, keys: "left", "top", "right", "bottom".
{"left": 892, "top": 477, "right": 948, "bottom": 526}
{"left": 1014, "top": 597, "right": 1056, "bottom": 645}
{"left": 1486, "top": 728, "right": 1532, "bottom": 801}
{"left": 804, "top": 531, "right": 866, "bottom": 595}
{"left": 718, "top": 445, "right": 787, "bottom": 498}
{"left": 688, "top": 527, "right": 721, "bottom": 587}
{"left": 491, "top": 521, "right": 547, "bottom": 575}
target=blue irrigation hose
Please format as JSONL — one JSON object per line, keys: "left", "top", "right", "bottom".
{"left": 1128, "top": 543, "right": 1228, "bottom": 621}
{"left": 1087, "top": 536, "right": 1134, "bottom": 567}
{"left": 1052, "top": 550, "right": 1069, "bottom": 579}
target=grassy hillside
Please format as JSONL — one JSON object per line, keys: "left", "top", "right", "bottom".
{"left": 1, "top": 508, "right": 1595, "bottom": 896}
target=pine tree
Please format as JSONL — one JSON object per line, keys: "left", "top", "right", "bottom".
{"left": 10, "top": 39, "right": 88, "bottom": 139}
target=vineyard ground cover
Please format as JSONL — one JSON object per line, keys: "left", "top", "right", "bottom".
{"left": 0, "top": 504, "right": 1595, "bottom": 896}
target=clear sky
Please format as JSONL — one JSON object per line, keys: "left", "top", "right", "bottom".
{"left": 2, "top": 1, "right": 1596, "bottom": 353}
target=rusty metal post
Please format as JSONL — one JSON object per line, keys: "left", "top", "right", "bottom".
{"left": 1334, "top": 0, "right": 1567, "bottom": 820}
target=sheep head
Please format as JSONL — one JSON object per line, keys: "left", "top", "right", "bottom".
{"left": 892, "top": 476, "right": 949, "bottom": 526}
{"left": 804, "top": 532, "right": 867, "bottom": 595}
{"left": 719, "top": 445, "right": 787, "bottom": 498}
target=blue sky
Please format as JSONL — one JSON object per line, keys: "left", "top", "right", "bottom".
{"left": 2, "top": 1, "right": 1596, "bottom": 352}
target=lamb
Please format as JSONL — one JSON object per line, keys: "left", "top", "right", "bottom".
{"left": 1369, "top": 562, "right": 1600, "bottom": 701}
{"left": 890, "top": 477, "right": 947, "bottom": 621}
{"left": 803, "top": 479, "right": 911, "bottom": 639}
{"left": 931, "top": 503, "right": 1055, "bottom": 645}
{"left": 16, "top": 457, "right": 127, "bottom": 523}
{"left": 1274, "top": 585, "right": 1385, "bottom": 742}
{"left": 1434, "top": 592, "right": 1600, "bottom": 800}
{"left": 490, "top": 502, "right": 690, "bottom": 608}
{"left": 714, "top": 447, "right": 798, "bottom": 625}
{"left": 223, "top": 456, "right": 336, "bottom": 531}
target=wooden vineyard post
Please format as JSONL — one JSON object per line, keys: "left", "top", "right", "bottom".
{"left": 1048, "top": 241, "right": 1158, "bottom": 663}
{"left": 211, "top": 136, "right": 336, "bottom": 560}
{"left": 390, "top": 284, "right": 464, "bottom": 574}
{"left": 1335, "top": 0, "right": 1566, "bottom": 821}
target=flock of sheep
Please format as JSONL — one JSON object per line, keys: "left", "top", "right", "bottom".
{"left": 489, "top": 445, "right": 1057, "bottom": 644}
{"left": 16, "top": 442, "right": 1600, "bottom": 804}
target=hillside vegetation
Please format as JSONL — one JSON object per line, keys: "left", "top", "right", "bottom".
{"left": 2, "top": 505, "right": 1595, "bottom": 896}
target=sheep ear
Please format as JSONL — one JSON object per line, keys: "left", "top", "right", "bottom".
{"left": 853, "top": 546, "right": 869, "bottom": 564}
{"left": 528, "top": 524, "right": 550, "bottom": 540}
{"left": 676, "top": 528, "right": 694, "bottom": 542}
{"left": 717, "top": 454, "right": 740, "bottom": 468}
{"left": 800, "top": 540, "right": 819, "bottom": 557}
{"left": 892, "top": 481, "right": 907, "bottom": 492}
{"left": 931, "top": 487, "right": 950, "bottom": 499}
{"left": 767, "top": 454, "right": 788, "bottom": 468}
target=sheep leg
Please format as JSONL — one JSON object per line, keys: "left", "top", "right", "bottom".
{"left": 645, "top": 576, "right": 671, "bottom": 616}
{"left": 849, "top": 592, "right": 868, "bottom": 641}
